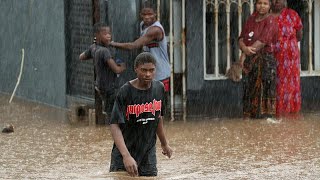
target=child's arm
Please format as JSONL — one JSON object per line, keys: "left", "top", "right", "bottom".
{"left": 79, "top": 44, "right": 95, "bottom": 60}
{"left": 106, "top": 59, "right": 126, "bottom": 74}
{"left": 250, "top": 40, "right": 265, "bottom": 52}
{"left": 156, "top": 117, "right": 173, "bottom": 158}
{"left": 110, "top": 124, "right": 138, "bottom": 176}
{"left": 79, "top": 52, "right": 90, "bottom": 60}
{"left": 239, "top": 53, "right": 246, "bottom": 67}
{"left": 239, "top": 38, "right": 256, "bottom": 56}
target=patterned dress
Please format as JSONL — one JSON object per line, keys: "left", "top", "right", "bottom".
{"left": 240, "top": 14, "right": 278, "bottom": 119}
{"left": 274, "top": 8, "right": 303, "bottom": 116}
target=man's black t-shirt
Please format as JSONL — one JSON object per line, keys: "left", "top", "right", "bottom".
{"left": 84, "top": 44, "right": 116, "bottom": 92}
{"left": 109, "top": 80, "right": 166, "bottom": 176}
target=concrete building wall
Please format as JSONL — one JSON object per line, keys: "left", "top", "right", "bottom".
{"left": 185, "top": 0, "right": 204, "bottom": 91}
{"left": 0, "top": 0, "right": 66, "bottom": 107}
{"left": 185, "top": 0, "right": 242, "bottom": 117}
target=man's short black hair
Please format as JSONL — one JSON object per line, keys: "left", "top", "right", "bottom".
{"left": 93, "top": 22, "right": 109, "bottom": 34}
{"left": 134, "top": 52, "right": 156, "bottom": 68}
{"left": 141, "top": 1, "right": 157, "bottom": 12}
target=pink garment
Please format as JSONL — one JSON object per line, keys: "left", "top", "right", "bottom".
{"left": 274, "top": 8, "right": 303, "bottom": 116}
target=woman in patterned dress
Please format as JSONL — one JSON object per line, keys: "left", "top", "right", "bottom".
{"left": 239, "top": 0, "right": 278, "bottom": 119}
{"left": 271, "top": 0, "right": 303, "bottom": 117}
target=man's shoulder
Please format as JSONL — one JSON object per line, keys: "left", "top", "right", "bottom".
{"left": 96, "top": 45, "right": 110, "bottom": 51}
{"left": 153, "top": 80, "right": 165, "bottom": 90}
{"left": 151, "top": 21, "right": 163, "bottom": 27}
{"left": 88, "top": 43, "right": 96, "bottom": 48}
{"left": 86, "top": 44, "right": 97, "bottom": 52}
{"left": 147, "top": 25, "right": 163, "bottom": 34}
{"left": 144, "top": 21, "right": 162, "bottom": 32}
{"left": 145, "top": 23, "right": 165, "bottom": 41}
{"left": 95, "top": 46, "right": 112, "bottom": 56}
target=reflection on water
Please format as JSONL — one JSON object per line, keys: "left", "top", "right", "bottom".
{"left": 1, "top": 94, "right": 320, "bottom": 179}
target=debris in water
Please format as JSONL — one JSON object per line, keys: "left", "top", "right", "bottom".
{"left": 2, "top": 124, "right": 14, "bottom": 133}
{"left": 266, "top": 118, "right": 281, "bottom": 124}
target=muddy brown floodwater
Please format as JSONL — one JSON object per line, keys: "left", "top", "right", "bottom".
{"left": 1, "top": 94, "right": 320, "bottom": 180}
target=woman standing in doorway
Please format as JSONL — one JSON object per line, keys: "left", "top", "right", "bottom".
{"left": 239, "top": 0, "right": 278, "bottom": 119}
{"left": 271, "top": 0, "right": 303, "bottom": 117}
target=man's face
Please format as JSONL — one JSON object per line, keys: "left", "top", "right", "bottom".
{"left": 140, "top": 8, "right": 156, "bottom": 26}
{"left": 272, "top": 0, "right": 285, "bottom": 11}
{"left": 135, "top": 62, "right": 156, "bottom": 84}
{"left": 98, "top": 27, "right": 112, "bottom": 46}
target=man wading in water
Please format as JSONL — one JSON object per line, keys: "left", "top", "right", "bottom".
{"left": 109, "top": 52, "right": 173, "bottom": 177}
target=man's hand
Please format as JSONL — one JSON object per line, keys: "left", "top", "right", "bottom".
{"left": 161, "top": 144, "right": 173, "bottom": 158}
{"left": 119, "top": 63, "right": 126, "bottom": 72}
{"left": 123, "top": 155, "right": 138, "bottom": 177}
{"left": 110, "top": 41, "right": 115, "bottom": 47}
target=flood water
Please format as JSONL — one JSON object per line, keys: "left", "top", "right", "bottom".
{"left": 1, "top": 94, "right": 320, "bottom": 180}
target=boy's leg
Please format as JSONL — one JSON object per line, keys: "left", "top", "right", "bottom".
{"left": 104, "top": 89, "right": 117, "bottom": 124}
{"left": 95, "top": 86, "right": 106, "bottom": 124}
{"left": 138, "top": 146, "right": 158, "bottom": 176}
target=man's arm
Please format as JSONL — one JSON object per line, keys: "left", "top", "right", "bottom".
{"left": 79, "top": 52, "right": 90, "bottom": 60}
{"left": 110, "top": 124, "right": 138, "bottom": 176}
{"left": 156, "top": 117, "right": 173, "bottom": 158}
{"left": 110, "top": 26, "right": 162, "bottom": 50}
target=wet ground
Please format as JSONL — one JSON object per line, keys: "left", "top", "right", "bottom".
{"left": 1, "top": 94, "right": 320, "bottom": 180}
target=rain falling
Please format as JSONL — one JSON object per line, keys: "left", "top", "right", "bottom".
{"left": 1, "top": 0, "right": 320, "bottom": 179}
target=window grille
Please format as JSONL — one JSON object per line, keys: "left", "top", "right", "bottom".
{"left": 203, "top": 0, "right": 319, "bottom": 80}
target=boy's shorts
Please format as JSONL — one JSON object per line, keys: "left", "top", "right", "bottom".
{"left": 96, "top": 87, "right": 117, "bottom": 116}
{"left": 109, "top": 146, "right": 158, "bottom": 176}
